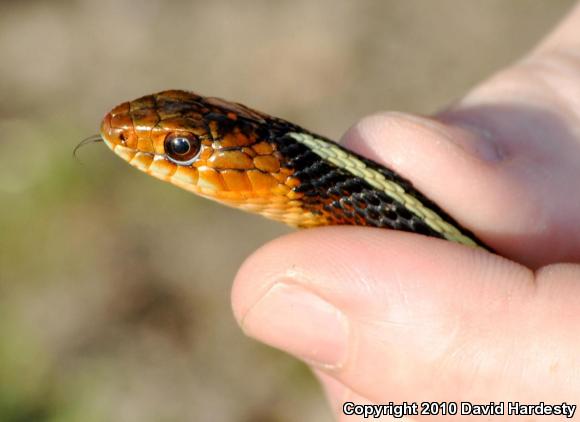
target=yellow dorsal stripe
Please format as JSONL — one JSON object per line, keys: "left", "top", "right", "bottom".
{"left": 289, "top": 132, "right": 477, "bottom": 247}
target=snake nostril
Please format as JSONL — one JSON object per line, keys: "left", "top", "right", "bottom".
{"left": 119, "top": 133, "right": 126, "bottom": 142}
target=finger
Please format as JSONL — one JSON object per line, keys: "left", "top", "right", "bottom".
{"left": 314, "top": 370, "right": 418, "bottom": 421}
{"left": 340, "top": 112, "right": 571, "bottom": 268}
{"left": 232, "top": 228, "right": 580, "bottom": 414}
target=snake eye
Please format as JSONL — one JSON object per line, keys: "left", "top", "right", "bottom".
{"left": 164, "top": 132, "right": 201, "bottom": 165}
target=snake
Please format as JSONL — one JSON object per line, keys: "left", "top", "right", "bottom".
{"left": 94, "top": 90, "right": 491, "bottom": 251}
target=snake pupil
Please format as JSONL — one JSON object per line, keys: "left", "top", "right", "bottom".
{"left": 170, "top": 137, "right": 190, "bottom": 155}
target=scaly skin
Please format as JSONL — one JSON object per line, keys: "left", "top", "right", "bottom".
{"left": 100, "top": 90, "right": 489, "bottom": 249}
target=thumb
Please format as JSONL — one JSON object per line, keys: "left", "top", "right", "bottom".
{"left": 232, "top": 228, "right": 580, "bottom": 415}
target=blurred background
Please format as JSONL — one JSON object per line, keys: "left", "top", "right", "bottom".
{"left": 0, "top": 1, "right": 574, "bottom": 421}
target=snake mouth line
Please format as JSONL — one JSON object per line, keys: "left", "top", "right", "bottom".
{"left": 108, "top": 143, "right": 164, "bottom": 170}
{"left": 104, "top": 141, "right": 224, "bottom": 196}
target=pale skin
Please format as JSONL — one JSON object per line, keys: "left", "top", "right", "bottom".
{"left": 231, "top": 4, "right": 580, "bottom": 420}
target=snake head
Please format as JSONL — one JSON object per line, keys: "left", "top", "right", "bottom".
{"left": 100, "top": 90, "right": 319, "bottom": 224}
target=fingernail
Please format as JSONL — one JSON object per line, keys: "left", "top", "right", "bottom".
{"left": 240, "top": 282, "right": 349, "bottom": 368}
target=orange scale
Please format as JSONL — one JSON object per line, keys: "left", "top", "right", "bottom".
{"left": 124, "top": 133, "right": 138, "bottom": 149}
{"left": 247, "top": 170, "right": 278, "bottom": 192}
{"left": 253, "top": 155, "right": 280, "bottom": 173}
{"left": 198, "top": 146, "right": 213, "bottom": 161}
{"left": 279, "top": 167, "right": 294, "bottom": 177}
{"left": 193, "top": 159, "right": 208, "bottom": 169}
{"left": 286, "top": 191, "right": 302, "bottom": 200}
{"left": 130, "top": 153, "right": 154, "bottom": 172}
{"left": 172, "top": 166, "right": 199, "bottom": 185}
{"left": 149, "top": 158, "right": 176, "bottom": 177}
{"left": 113, "top": 145, "right": 136, "bottom": 162}
{"left": 130, "top": 95, "right": 155, "bottom": 110}
{"left": 221, "top": 131, "right": 253, "bottom": 148}
{"left": 286, "top": 207, "right": 306, "bottom": 213}
{"left": 208, "top": 150, "right": 254, "bottom": 170}
{"left": 271, "top": 184, "right": 291, "bottom": 195}
{"left": 236, "top": 190, "right": 256, "bottom": 200}
{"left": 220, "top": 170, "right": 252, "bottom": 192}
{"left": 133, "top": 110, "right": 158, "bottom": 137}
{"left": 110, "top": 101, "right": 130, "bottom": 116}
{"left": 268, "top": 195, "right": 291, "bottom": 204}
{"left": 242, "top": 147, "right": 256, "bottom": 158}
{"left": 252, "top": 142, "right": 273, "bottom": 155}
{"left": 111, "top": 112, "right": 132, "bottom": 130}
{"left": 137, "top": 137, "right": 155, "bottom": 154}
{"left": 150, "top": 131, "right": 167, "bottom": 155}
{"left": 271, "top": 172, "right": 287, "bottom": 183}
{"left": 284, "top": 177, "right": 301, "bottom": 189}
{"left": 197, "top": 167, "right": 226, "bottom": 191}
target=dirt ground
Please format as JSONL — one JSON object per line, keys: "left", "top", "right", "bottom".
{"left": 0, "top": 1, "right": 574, "bottom": 421}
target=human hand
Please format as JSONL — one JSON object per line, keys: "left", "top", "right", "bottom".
{"left": 232, "top": 4, "right": 580, "bottom": 420}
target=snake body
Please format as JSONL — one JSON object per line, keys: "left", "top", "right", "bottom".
{"left": 100, "top": 90, "right": 489, "bottom": 249}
